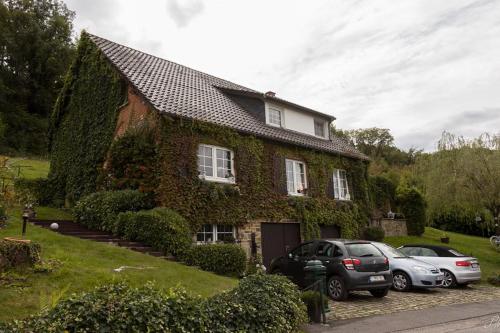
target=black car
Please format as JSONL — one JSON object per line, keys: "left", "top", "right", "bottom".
{"left": 269, "top": 239, "right": 393, "bottom": 300}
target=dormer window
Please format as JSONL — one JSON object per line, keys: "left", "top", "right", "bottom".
{"left": 314, "top": 119, "right": 327, "bottom": 138}
{"left": 267, "top": 106, "right": 283, "bottom": 127}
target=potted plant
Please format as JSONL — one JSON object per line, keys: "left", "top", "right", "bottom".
{"left": 301, "top": 290, "right": 326, "bottom": 323}
{"left": 440, "top": 233, "right": 450, "bottom": 244}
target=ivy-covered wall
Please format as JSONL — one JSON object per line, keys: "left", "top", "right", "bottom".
{"left": 49, "top": 34, "right": 371, "bottom": 240}
{"left": 48, "top": 33, "right": 127, "bottom": 205}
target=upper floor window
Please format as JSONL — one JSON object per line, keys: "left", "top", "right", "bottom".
{"left": 267, "top": 106, "right": 283, "bottom": 127}
{"left": 197, "top": 144, "right": 235, "bottom": 183}
{"left": 314, "top": 119, "right": 326, "bottom": 138}
{"left": 333, "top": 169, "right": 350, "bottom": 200}
{"left": 286, "top": 159, "right": 307, "bottom": 196}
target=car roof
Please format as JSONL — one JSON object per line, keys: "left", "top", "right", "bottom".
{"left": 320, "top": 239, "right": 371, "bottom": 245}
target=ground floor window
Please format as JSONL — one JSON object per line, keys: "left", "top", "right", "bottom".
{"left": 196, "top": 224, "right": 235, "bottom": 243}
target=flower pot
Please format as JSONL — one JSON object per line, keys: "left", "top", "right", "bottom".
{"left": 306, "top": 302, "right": 322, "bottom": 323}
{"left": 440, "top": 237, "right": 449, "bottom": 244}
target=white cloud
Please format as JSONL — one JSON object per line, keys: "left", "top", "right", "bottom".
{"left": 64, "top": 0, "right": 500, "bottom": 150}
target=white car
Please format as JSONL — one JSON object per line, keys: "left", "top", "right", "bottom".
{"left": 398, "top": 244, "right": 481, "bottom": 288}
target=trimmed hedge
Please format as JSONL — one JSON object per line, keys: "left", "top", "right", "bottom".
{"left": 181, "top": 244, "right": 247, "bottom": 276}
{"left": 115, "top": 208, "right": 192, "bottom": 257}
{"left": 397, "top": 186, "right": 426, "bottom": 236}
{"left": 14, "top": 178, "right": 53, "bottom": 206}
{"left": 73, "top": 190, "right": 153, "bottom": 231}
{"left": 0, "top": 240, "right": 41, "bottom": 272}
{"left": 2, "top": 276, "right": 306, "bottom": 333}
{"left": 363, "top": 226, "right": 385, "bottom": 241}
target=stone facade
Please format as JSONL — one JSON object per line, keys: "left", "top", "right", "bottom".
{"left": 370, "top": 218, "right": 408, "bottom": 237}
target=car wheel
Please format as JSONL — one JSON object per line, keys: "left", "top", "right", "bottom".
{"left": 392, "top": 271, "right": 412, "bottom": 292}
{"left": 441, "top": 270, "right": 457, "bottom": 288}
{"left": 327, "top": 276, "right": 348, "bottom": 301}
{"left": 370, "top": 288, "right": 389, "bottom": 298}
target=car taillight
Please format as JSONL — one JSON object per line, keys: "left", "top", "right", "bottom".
{"left": 342, "top": 258, "right": 361, "bottom": 270}
{"left": 384, "top": 257, "right": 389, "bottom": 265}
{"left": 455, "top": 260, "right": 471, "bottom": 267}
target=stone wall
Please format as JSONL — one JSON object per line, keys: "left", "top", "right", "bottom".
{"left": 370, "top": 218, "right": 408, "bottom": 237}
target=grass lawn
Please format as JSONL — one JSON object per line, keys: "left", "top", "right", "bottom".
{"left": 385, "top": 227, "right": 500, "bottom": 284}
{"left": 6, "top": 157, "right": 50, "bottom": 180}
{"left": 0, "top": 207, "right": 237, "bottom": 322}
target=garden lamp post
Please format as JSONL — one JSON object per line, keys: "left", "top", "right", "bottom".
{"left": 22, "top": 211, "right": 29, "bottom": 236}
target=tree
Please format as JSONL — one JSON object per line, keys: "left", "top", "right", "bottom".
{"left": 0, "top": 0, "right": 75, "bottom": 155}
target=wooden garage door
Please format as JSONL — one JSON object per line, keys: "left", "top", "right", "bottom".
{"left": 320, "top": 225, "right": 341, "bottom": 239}
{"left": 261, "top": 223, "right": 301, "bottom": 269}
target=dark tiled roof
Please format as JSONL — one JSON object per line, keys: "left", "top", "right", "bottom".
{"left": 87, "top": 33, "right": 368, "bottom": 160}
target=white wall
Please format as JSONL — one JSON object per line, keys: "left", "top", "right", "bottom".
{"left": 266, "top": 102, "right": 328, "bottom": 138}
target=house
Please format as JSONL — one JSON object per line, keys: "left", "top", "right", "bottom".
{"left": 49, "top": 33, "right": 370, "bottom": 267}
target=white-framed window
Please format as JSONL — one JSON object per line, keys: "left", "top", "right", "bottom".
{"left": 333, "top": 169, "right": 350, "bottom": 200}
{"left": 266, "top": 105, "right": 284, "bottom": 127}
{"left": 285, "top": 159, "right": 307, "bottom": 196}
{"left": 314, "top": 119, "right": 326, "bottom": 138}
{"left": 197, "top": 144, "right": 235, "bottom": 183}
{"left": 196, "top": 224, "right": 235, "bottom": 243}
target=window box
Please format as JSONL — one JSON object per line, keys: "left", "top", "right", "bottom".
{"left": 197, "top": 144, "right": 235, "bottom": 183}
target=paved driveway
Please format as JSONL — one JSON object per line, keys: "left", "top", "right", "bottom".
{"left": 328, "top": 285, "right": 500, "bottom": 320}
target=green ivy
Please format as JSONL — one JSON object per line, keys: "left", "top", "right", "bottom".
{"left": 48, "top": 32, "right": 127, "bottom": 205}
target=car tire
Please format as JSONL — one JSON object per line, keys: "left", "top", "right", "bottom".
{"left": 327, "top": 275, "right": 348, "bottom": 301}
{"left": 370, "top": 288, "right": 389, "bottom": 298}
{"left": 441, "top": 270, "right": 457, "bottom": 288}
{"left": 392, "top": 271, "right": 412, "bottom": 292}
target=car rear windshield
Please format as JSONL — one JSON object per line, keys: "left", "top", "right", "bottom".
{"left": 345, "top": 243, "right": 383, "bottom": 257}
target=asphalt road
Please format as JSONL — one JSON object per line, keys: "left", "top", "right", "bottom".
{"left": 305, "top": 299, "right": 500, "bottom": 333}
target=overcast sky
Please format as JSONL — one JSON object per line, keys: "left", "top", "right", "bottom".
{"left": 64, "top": 0, "right": 500, "bottom": 151}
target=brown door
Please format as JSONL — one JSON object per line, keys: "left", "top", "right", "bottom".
{"left": 261, "top": 223, "right": 301, "bottom": 269}
{"left": 320, "top": 225, "right": 340, "bottom": 239}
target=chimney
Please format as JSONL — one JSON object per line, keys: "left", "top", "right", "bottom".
{"left": 265, "top": 91, "right": 276, "bottom": 97}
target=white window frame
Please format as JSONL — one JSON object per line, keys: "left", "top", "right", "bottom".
{"left": 197, "top": 144, "right": 235, "bottom": 183}
{"left": 333, "top": 169, "right": 351, "bottom": 200}
{"left": 196, "top": 224, "right": 236, "bottom": 244}
{"left": 285, "top": 159, "right": 307, "bottom": 196}
{"left": 314, "top": 119, "right": 327, "bottom": 138}
{"left": 265, "top": 104, "right": 284, "bottom": 128}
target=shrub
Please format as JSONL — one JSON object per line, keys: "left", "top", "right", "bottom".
{"left": 2, "top": 283, "right": 205, "bottom": 333}
{"left": 430, "top": 205, "right": 493, "bottom": 237}
{"left": 204, "top": 274, "right": 307, "bottom": 332}
{"left": 363, "top": 226, "right": 385, "bottom": 241}
{"left": 14, "top": 178, "right": 53, "bottom": 206}
{"left": 369, "top": 175, "right": 396, "bottom": 211}
{"left": 397, "top": 186, "right": 426, "bottom": 236}
{"left": 0, "top": 239, "right": 41, "bottom": 272}
{"left": 181, "top": 243, "right": 247, "bottom": 276}
{"left": 73, "top": 190, "right": 153, "bottom": 231}
{"left": 3, "top": 277, "right": 307, "bottom": 333}
{"left": 115, "top": 208, "right": 192, "bottom": 256}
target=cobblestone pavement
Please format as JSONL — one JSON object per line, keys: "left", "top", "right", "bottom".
{"left": 328, "top": 285, "right": 500, "bottom": 320}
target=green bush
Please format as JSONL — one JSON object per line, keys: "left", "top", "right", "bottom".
{"left": 115, "top": 208, "right": 192, "bottom": 257}
{"left": 430, "top": 205, "right": 493, "bottom": 237}
{"left": 14, "top": 178, "right": 53, "bottom": 206}
{"left": 73, "top": 190, "right": 153, "bottom": 231}
{"left": 397, "top": 186, "right": 426, "bottom": 236}
{"left": 204, "top": 274, "right": 307, "bottom": 332}
{"left": 181, "top": 243, "right": 247, "bottom": 276}
{"left": 1, "top": 283, "right": 205, "bottom": 333}
{"left": 0, "top": 240, "right": 41, "bottom": 272}
{"left": 363, "top": 226, "right": 385, "bottom": 241}
{"left": 369, "top": 175, "right": 396, "bottom": 210}
{"left": 2, "top": 277, "right": 307, "bottom": 333}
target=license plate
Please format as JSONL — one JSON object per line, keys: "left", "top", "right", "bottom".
{"left": 370, "top": 275, "right": 385, "bottom": 282}
{"left": 471, "top": 263, "right": 479, "bottom": 269}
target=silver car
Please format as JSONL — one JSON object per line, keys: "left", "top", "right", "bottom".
{"left": 371, "top": 242, "right": 444, "bottom": 291}
{"left": 398, "top": 244, "right": 481, "bottom": 288}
